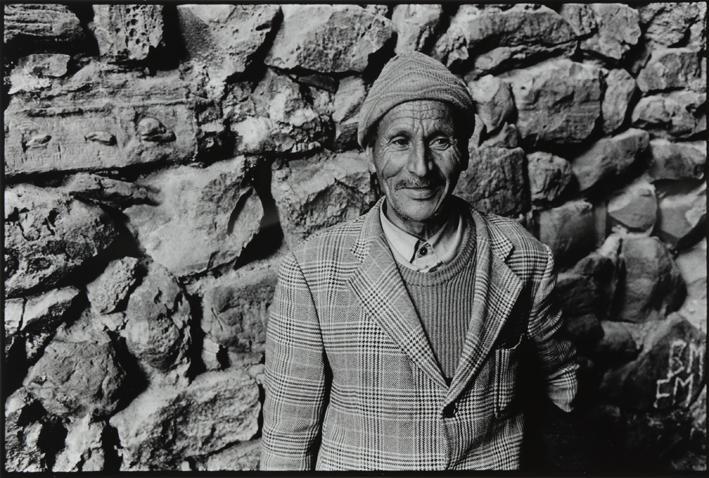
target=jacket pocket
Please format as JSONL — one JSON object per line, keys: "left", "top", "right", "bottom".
{"left": 493, "top": 334, "right": 523, "bottom": 418}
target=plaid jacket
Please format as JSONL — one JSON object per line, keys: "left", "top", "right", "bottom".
{"left": 261, "top": 198, "right": 579, "bottom": 470}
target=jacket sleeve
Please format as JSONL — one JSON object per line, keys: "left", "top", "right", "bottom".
{"left": 526, "top": 245, "right": 579, "bottom": 413}
{"left": 260, "top": 252, "right": 329, "bottom": 470}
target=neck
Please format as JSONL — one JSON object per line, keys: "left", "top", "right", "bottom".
{"left": 383, "top": 198, "right": 455, "bottom": 239}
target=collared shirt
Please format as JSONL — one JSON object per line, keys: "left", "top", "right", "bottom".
{"left": 379, "top": 202, "right": 465, "bottom": 273}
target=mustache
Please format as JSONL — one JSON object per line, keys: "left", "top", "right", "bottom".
{"left": 395, "top": 178, "right": 443, "bottom": 190}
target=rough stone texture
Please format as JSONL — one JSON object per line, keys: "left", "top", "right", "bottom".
{"left": 601, "top": 314, "right": 704, "bottom": 411}
{"left": 5, "top": 185, "right": 118, "bottom": 298}
{"left": 332, "top": 76, "right": 367, "bottom": 151}
{"left": 455, "top": 146, "right": 529, "bottom": 217}
{"left": 607, "top": 179, "right": 658, "bottom": 233}
{"left": 647, "top": 140, "right": 706, "bottom": 181}
{"left": 123, "top": 261, "right": 191, "bottom": 379}
{"left": 24, "top": 324, "right": 127, "bottom": 418}
{"left": 86, "top": 257, "right": 140, "bottom": 314}
{"left": 501, "top": 59, "right": 602, "bottom": 146}
{"left": 272, "top": 151, "right": 377, "bottom": 247}
{"left": 5, "top": 65, "right": 198, "bottom": 177}
{"left": 638, "top": 2, "right": 707, "bottom": 48}
{"left": 91, "top": 5, "right": 165, "bottom": 64}
{"left": 201, "top": 263, "right": 276, "bottom": 353}
{"left": 570, "top": 129, "right": 650, "bottom": 192}
{"left": 9, "top": 54, "right": 71, "bottom": 94}
{"left": 537, "top": 199, "right": 596, "bottom": 265}
{"left": 468, "top": 75, "right": 515, "bottom": 134}
{"left": 177, "top": 5, "right": 280, "bottom": 92}
{"left": 19, "top": 286, "right": 81, "bottom": 339}
{"left": 616, "top": 236, "right": 686, "bottom": 323}
{"left": 124, "top": 157, "right": 263, "bottom": 277}
{"left": 480, "top": 122, "right": 520, "bottom": 149}
{"left": 602, "top": 68, "right": 636, "bottom": 134}
{"left": 577, "top": 4, "right": 641, "bottom": 61}
{"left": 631, "top": 91, "right": 706, "bottom": 140}
{"left": 53, "top": 415, "right": 106, "bottom": 472}
{"left": 265, "top": 5, "right": 394, "bottom": 73}
{"left": 225, "top": 70, "right": 331, "bottom": 156}
{"left": 195, "top": 439, "right": 261, "bottom": 471}
{"left": 4, "top": 4, "right": 83, "bottom": 54}
{"left": 655, "top": 181, "right": 706, "bottom": 248}
{"left": 563, "top": 313, "right": 603, "bottom": 349}
{"left": 593, "top": 321, "right": 640, "bottom": 363}
{"left": 675, "top": 239, "right": 707, "bottom": 333}
{"left": 61, "top": 173, "right": 157, "bottom": 209}
{"left": 5, "top": 388, "right": 47, "bottom": 472}
{"left": 434, "top": 4, "right": 576, "bottom": 70}
{"left": 637, "top": 48, "right": 704, "bottom": 93}
{"left": 109, "top": 369, "right": 260, "bottom": 470}
{"left": 527, "top": 151, "right": 573, "bottom": 205}
{"left": 391, "top": 4, "right": 443, "bottom": 55}
{"left": 5, "top": 299, "right": 24, "bottom": 359}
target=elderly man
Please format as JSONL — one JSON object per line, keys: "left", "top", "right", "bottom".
{"left": 260, "top": 52, "right": 579, "bottom": 470}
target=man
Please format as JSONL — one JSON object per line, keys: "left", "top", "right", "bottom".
{"left": 260, "top": 52, "right": 579, "bottom": 470}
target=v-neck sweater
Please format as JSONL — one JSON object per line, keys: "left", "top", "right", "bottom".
{"left": 396, "top": 210, "right": 477, "bottom": 381}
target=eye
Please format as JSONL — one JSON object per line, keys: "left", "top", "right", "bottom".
{"left": 429, "top": 136, "right": 452, "bottom": 150}
{"left": 388, "top": 136, "right": 409, "bottom": 148}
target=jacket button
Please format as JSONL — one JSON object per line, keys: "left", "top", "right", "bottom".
{"left": 442, "top": 404, "right": 456, "bottom": 418}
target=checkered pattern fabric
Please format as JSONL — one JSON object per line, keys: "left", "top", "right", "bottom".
{"left": 261, "top": 197, "right": 579, "bottom": 470}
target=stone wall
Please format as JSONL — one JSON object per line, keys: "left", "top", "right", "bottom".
{"left": 3, "top": 3, "right": 706, "bottom": 471}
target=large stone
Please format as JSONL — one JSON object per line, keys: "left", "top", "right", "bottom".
{"left": 527, "top": 151, "right": 573, "bottom": 205}
{"left": 177, "top": 5, "right": 280, "bottom": 93}
{"left": 501, "top": 59, "right": 602, "bottom": 146}
{"left": 559, "top": 4, "right": 598, "bottom": 38}
{"left": 616, "top": 236, "right": 686, "bottom": 323}
{"left": 109, "top": 369, "right": 260, "bottom": 470}
{"left": 637, "top": 48, "right": 704, "bottom": 93}
{"left": 86, "top": 257, "right": 140, "bottom": 314}
{"left": 433, "top": 4, "right": 576, "bottom": 70}
{"left": 655, "top": 181, "right": 706, "bottom": 248}
{"left": 4, "top": 4, "right": 84, "bottom": 55}
{"left": 8, "top": 53, "right": 71, "bottom": 94}
{"left": 537, "top": 199, "right": 596, "bottom": 265}
{"left": 61, "top": 173, "right": 157, "bottom": 209}
{"left": 570, "top": 129, "right": 650, "bottom": 192}
{"left": 593, "top": 321, "right": 640, "bottom": 364}
{"left": 455, "top": 146, "right": 529, "bottom": 217}
{"left": 468, "top": 75, "right": 515, "bottom": 134}
{"left": 20, "top": 286, "right": 81, "bottom": 336}
{"left": 601, "top": 314, "right": 704, "bottom": 411}
{"left": 5, "top": 65, "right": 199, "bottom": 177}
{"left": 195, "top": 439, "right": 261, "bottom": 471}
{"left": 480, "top": 122, "right": 520, "bottom": 149}
{"left": 675, "top": 239, "right": 707, "bottom": 333}
{"left": 638, "top": 2, "right": 706, "bottom": 48}
{"left": 124, "top": 157, "right": 262, "bottom": 277}
{"left": 391, "top": 4, "right": 443, "bottom": 55}
{"left": 91, "top": 5, "right": 165, "bottom": 64}
{"left": 225, "top": 70, "right": 331, "bottom": 156}
{"left": 265, "top": 5, "right": 394, "bottom": 73}
{"left": 53, "top": 415, "right": 106, "bottom": 472}
{"left": 631, "top": 91, "right": 706, "bottom": 139}
{"left": 201, "top": 262, "right": 276, "bottom": 353}
{"left": 5, "top": 388, "right": 47, "bottom": 471}
{"left": 5, "top": 185, "right": 118, "bottom": 298}
{"left": 602, "top": 68, "right": 636, "bottom": 134}
{"left": 607, "top": 179, "right": 658, "bottom": 233}
{"left": 24, "top": 325, "right": 127, "bottom": 418}
{"left": 123, "top": 261, "right": 191, "bottom": 379}
{"left": 272, "top": 151, "right": 377, "bottom": 247}
{"left": 578, "top": 4, "right": 641, "bottom": 61}
{"left": 647, "top": 140, "right": 706, "bottom": 181}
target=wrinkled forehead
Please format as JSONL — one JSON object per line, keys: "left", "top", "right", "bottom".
{"left": 375, "top": 100, "right": 461, "bottom": 139}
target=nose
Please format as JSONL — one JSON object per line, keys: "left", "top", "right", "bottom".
{"left": 407, "top": 140, "right": 429, "bottom": 177}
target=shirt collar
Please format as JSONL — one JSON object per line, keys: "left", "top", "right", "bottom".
{"left": 379, "top": 201, "right": 464, "bottom": 272}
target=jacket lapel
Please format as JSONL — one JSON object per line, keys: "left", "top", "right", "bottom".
{"left": 347, "top": 199, "right": 448, "bottom": 388}
{"left": 444, "top": 208, "right": 523, "bottom": 407}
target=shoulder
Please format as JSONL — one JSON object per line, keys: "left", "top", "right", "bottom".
{"left": 287, "top": 213, "right": 367, "bottom": 268}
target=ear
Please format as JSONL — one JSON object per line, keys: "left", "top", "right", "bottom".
{"left": 365, "top": 145, "right": 377, "bottom": 174}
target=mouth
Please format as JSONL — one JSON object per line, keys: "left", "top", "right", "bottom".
{"left": 401, "top": 186, "right": 440, "bottom": 200}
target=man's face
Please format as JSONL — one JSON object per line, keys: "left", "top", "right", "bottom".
{"left": 367, "top": 100, "right": 468, "bottom": 235}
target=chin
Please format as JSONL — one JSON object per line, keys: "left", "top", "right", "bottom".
{"left": 395, "top": 194, "right": 447, "bottom": 224}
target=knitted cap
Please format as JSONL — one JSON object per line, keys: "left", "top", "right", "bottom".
{"left": 357, "top": 51, "right": 475, "bottom": 148}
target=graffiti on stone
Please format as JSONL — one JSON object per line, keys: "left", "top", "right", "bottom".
{"left": 654, "top": 339, "right": 705, "bottom": 410}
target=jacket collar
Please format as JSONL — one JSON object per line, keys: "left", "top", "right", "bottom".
{"left": 347, "top": 197, "right": 523, "bottom": 402}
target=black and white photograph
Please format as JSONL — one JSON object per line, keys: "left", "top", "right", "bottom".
{"left": 2, "top": 2, "right": 707, "bottom": 472}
